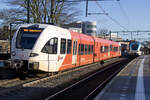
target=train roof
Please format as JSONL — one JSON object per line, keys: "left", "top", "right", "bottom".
{"left": 93, "top": 36, "right": 119, "bottom": 45}
{"left": 19, "top": 24, "right": 119, "bottom": 46}
{"left": 19, "top": 23, "right": 50, "bottom": 29}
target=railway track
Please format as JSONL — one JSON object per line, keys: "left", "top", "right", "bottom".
{"left": 0, "top": 58, "right": 130, "bottom": 99}
{"left": 45, "top": 59, "right": 130, "bottom": 100}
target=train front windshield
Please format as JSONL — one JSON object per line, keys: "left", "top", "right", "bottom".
{"left": 16, "top": 28, "right": 43, "bottom": 49}
{"left": 131, "top": 43, "right": 139, "bottom": 50}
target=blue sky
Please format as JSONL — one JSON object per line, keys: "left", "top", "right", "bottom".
{"left": 76, "top": 0, "right": 150, "bottom": 41}
{"left": 77, "top": 0, "right": 150, "bottom": 31}
{"left": 0, "top": 0, "right": 150, "bottom": 40}
{"left": 1, "top": 0, "right": 150, "bottom": 31}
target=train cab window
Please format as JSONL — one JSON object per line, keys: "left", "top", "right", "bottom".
{"left": 41, "top": 37, "right": 58, "bottom": 54}
{"left": 60, "top": 39, "right": 66, "bottom": 54}
{"left": 88, "top": 45, "right": 91, "bottom": 54}
{"left": 85, "top": 44, "right": 88, "bottom": 55}
{"left": 81, "top": 44, "right": 84, "bottom": 55}
{"left": 67, "top": 39, "right": 72, "bottom": 54}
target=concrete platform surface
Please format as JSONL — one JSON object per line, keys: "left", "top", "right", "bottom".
{"left": 94, "top": 55, "right": 150, "bottom": 100}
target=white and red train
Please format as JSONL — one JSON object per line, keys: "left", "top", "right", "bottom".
{"left": 11, "top": 24, "right": 121, "bottom": 72}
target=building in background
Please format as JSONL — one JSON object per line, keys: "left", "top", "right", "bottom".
{"left": 0, "top": 40, "right": 10, "bottom": 53}
{"left": 82, "top": 21, "right": 96, "bottom": 36}
{"left": 62, "top": 21, "right": 96, "bottom": 36}
{"left": 62, "top": 21, "right": 82, "bottom": 33}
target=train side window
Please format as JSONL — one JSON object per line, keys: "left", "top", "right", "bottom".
{"left": 110, "top": 45, "right": 113, "bottom": 51}
{"left": 119, "top": 46, "right": 121, "bottom": 51}
{"left": 60, "top": 38, "right": 66, "bottom": 54}
{"left": 104, "top": 46, "right": 106, "bottom": 52}
{"left": 140, "top": 47, "right": 143, "bottom": 51}
{"left": 73, "top": 41, "right": 77, "bottom": 55}
{"left": 67, "top": 39, "right": 72, "bottom": 54}
{"left": 101, "top": 46, "right": 104, "bottom": 53}
{"left": 85, "top": 44, "right": 88, "bottom": 55}
{"left": 90, "top": 45, "right": 92, "bottom": 54}
{"left": 75, "top": 41, "right": 77, "bottom": 55}
{"left": 105, "top": 46, "right": 108, "bottom": 52}
{"left": 120, "top": 46, "right": 121, "bottom": 50}
{"left": 116, "top": 47, "right": 118, "bottom": 52}
{"left": 114, "top": 47, "right": 118, "bottom": 52}
{"left": 78, "top": 44, "right": 81, "bottom": 55}
{"left": 88, "top": 45, "right": 90, "bottom": 54}
{"left": 81, "top": 44, "right": 84, "bottom": 55}
{"left": 41, "top": 37, "right": 58, "bottom": 54}
{"left": 91, "top": 45, "right": 93, "bottom": 54}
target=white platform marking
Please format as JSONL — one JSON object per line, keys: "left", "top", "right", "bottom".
{"left": 135, "top": 56, "right": 147, "bottom": 100}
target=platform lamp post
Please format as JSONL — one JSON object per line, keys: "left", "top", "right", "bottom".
{"left": 109, "top": 30, "right": 112, "bottom": 40}
{"left": 85, "top": 0, "right": 88, "bottom": 17}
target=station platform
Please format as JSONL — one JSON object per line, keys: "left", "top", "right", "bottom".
{"left": 94, "top": 55, "right": 150, "bottom": 100}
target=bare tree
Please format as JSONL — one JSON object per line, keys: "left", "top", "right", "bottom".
{"left": 0, "top": 0, "right": 80, "bottom": 26}
{"left": 0, "top": 8, "right": 26, "bottom": 25}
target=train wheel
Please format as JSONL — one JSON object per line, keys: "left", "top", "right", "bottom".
{"left": 18, "top": 67, "right": 28, "bottom": 80}
{"left": 58, "top": 71, "right": 62, "bottom": 74}
{"left": 100, "top": 61, "right": 104, "bottom": 65}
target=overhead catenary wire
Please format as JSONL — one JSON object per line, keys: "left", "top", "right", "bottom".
{"left": 95, "top": 1, "right": 129, "bottom": 31}
{"left": 117, "top": 1, "right": 136, "bottom": 31}
{"left": 117, "top": 1, "right": 130, "bottom": 26}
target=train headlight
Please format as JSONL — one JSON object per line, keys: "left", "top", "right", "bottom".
{"left": 29, "top": 62, "right": 39, "bottom": 70}
{"left": 30, "top": 53, "right": 39, "bottom": 57}
{"left": 11, "top": 51, "right": 15, "bottom": 56}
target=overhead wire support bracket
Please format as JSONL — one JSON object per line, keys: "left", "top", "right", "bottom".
{"left": 57, "top": 0, "right": 119, "bottom": 17}
{"left": 88, "top": 13, "right": 108, "bottom": 15}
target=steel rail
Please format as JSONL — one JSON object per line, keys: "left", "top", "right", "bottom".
{"left": 83, "top": 64, "right": 125, "bottom": 100}
{"left": 45, "top": 61, "right": 122, "bottom": 100}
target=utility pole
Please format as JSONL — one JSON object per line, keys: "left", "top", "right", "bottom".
{"left": 136, "top": 31, "right": 139, "bottom": 41}
{"left": 27, "top": 0, "right": 30, "bottom": 23}
{"left": 109, "top": 30, "right": 111, "bottom": 40}
{"left": 131, "top": 32, "right": 133, "bottom": 40}
{"left": 86, "top": 0, "right": 88, "bottom": 17}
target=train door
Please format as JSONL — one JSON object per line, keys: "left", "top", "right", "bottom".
{"left": 99, "top": 43, "right": 102, "bottom": 60}
{"left": 108, "top": 44, "right": 110, "bottom": 57}
{"left": 110, "top": 44, "right": 113, "bottom": 57}
{"left": 72, "top": 40, "right": 77, "bottom": 65}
